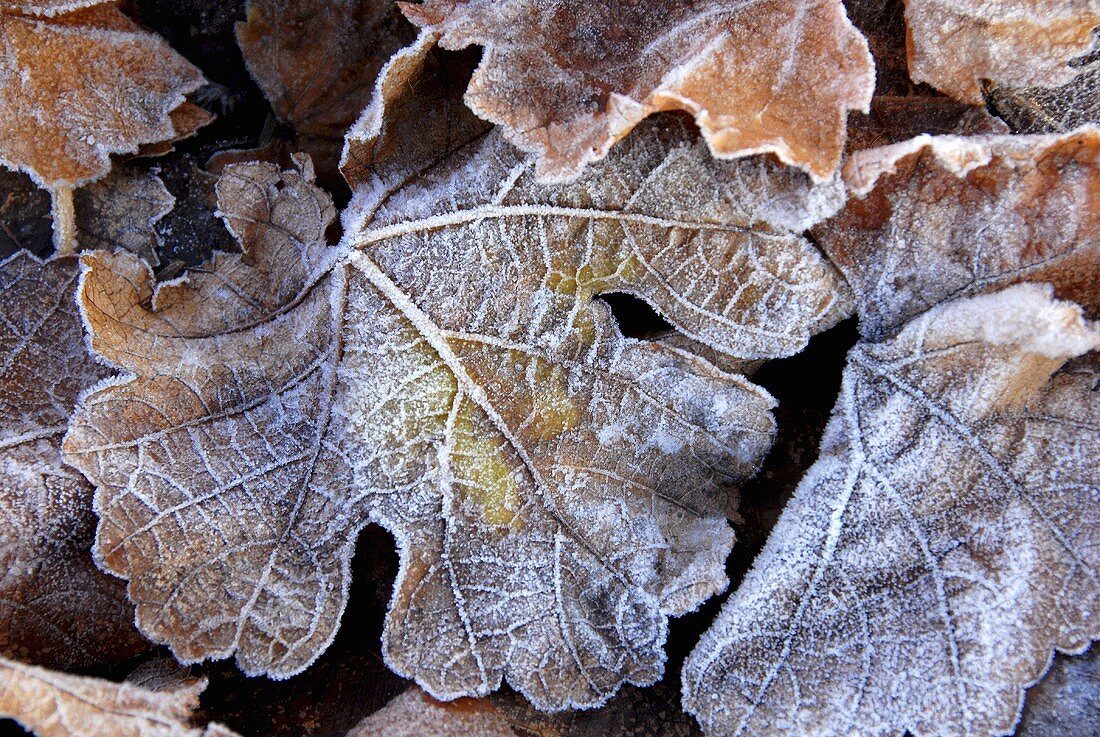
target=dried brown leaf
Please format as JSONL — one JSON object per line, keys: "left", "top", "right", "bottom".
{"left": 683, "top": 284, "right": 1100, "bottom": 737}
{"left": 349, "top": 682, "right": 702, "bottom": 737}
{"left": 340, "top": 31, "right": 491, "bottom": 194}
{"left": 236, "top": 0, "right": 416, "bottom": 179}
{"left": 75, "top": 167, "right": 175, "bottom": 266}
{"left": 0, "top": 1, "right": 206, "bottom": 189}
{"left": 904, "top": 0, "right": 1100, "bottom": 104}
{"left": 0, "top": 251, "right": 147, "bottom": 670}
{"left": 816, "top": 127, "right": 1100, "bottom": 340}
{"left": 63, "top": 114, "right": 854, "bottom": 708}
{"left": 0, "top": 654, "right": 240, "bottom": 737}
{"left": 401, "top": 0, "right": 874, "bottom": 183}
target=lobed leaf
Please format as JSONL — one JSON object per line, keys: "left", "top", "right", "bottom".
{"left": 63, "top": 108, "right": 857, "bottom": 708}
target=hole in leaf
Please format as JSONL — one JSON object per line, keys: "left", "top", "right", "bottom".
{"left": 597, "top": 292, "right": 671, "bottom": 338}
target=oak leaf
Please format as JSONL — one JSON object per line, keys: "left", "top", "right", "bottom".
{"left": 904, "top": 0, "right": 1100, "bottom": 104}
{"left": 0, "top": 251, "right": 148, "bottom": 670}
{"left": 63, "top": 112, "right": 854, "bottom": 708}
{"left": 401, "top": 0, "right": 874, "bottom": 183}
{"left": 816, "top": 127, "right": 1100, "bottom": 340}
{"left": 0, "top": 654, "right": 240, "bottom": 737}
{"left": 682, "top": 284, "right": 1100, "bottom": 737}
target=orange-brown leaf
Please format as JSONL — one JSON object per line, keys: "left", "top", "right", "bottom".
{"left": 402, "top": 0, "right": 874, "bottom": 182}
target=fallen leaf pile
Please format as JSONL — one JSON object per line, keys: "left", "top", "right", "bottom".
{"left": 0, "top": 1, "right": 1095, "bottom": 736}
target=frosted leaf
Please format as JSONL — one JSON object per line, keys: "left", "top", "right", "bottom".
{"left": 401, "top": 0, "right": 874, "bottom": 183}
{"left": 74, "top": 167, "right": 174, "bottom": 266}
{"left": 349, "top": 114, "right": 854, "bottom": 362}
{"left": 340, "top": 31, "right": 491, "bottom": 197}
{"left": 236, "top": 0, "right": 415, "bottom": 179}
{"left": 816, "top": 127, "right": 1100, "bottom": 340}
{"left": 0, "top": 251, "right": 147, "bottom": 670}
{"left": 1016, "top": 644, "right": 1100, "bottom": 737}
{"left": 348, "top": 683, "right": 701, "bottom": 737}
{"left": 0, "top": 654, "right": 241, "bottom": 737}
{"left": 0, "top": 2, "right": 206, "bottom": 189}
{"left": 682, "top": 284, "right": 1100, "bottom": 737}
{"left": 987, "top": 55, "right": 1100, "bottom": 133}
{"left": 904, "top": 0, "right": 1100, "bottom": 104}
{"left": 59, "top": 114, "right": 858, "bottom": 709}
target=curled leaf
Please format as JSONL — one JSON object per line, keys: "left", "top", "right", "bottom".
{"left": 683, "top": 284, "right": 1100, "bottom": 737}
{"left": 402, "top": 0, "right": 874, "bottom": 182}
{"left": 817, "top": 127, "right": 1100, "bottom": 339}
{"left": 0, "top": 251, "right": 147, "bottom": 670}
{"left": 904, "top": 0, "right": 1100, "bottom": 104}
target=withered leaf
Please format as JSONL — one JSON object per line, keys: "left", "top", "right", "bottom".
{"left": 0, "top": 1, "right": 206, "bottom": 189}
{"left": 816, "top": 127, "right": 1100, "bottom": 340}
{"left": 350, "top": 683, "right": 701, "bottom": 737}
{"left": 340, "top": 31, "right": 491, "bottom": 196}
{"left": 0, "top": 251, "right": 147, "bottom": 670}
{"left": 401, "top": 0, "right": 874, "bottom": 183}
{"left": 74, "top": 167, "right": 175, "bottom": 266}
{"left": 0, "top": 654, "right": 240, "bottom": 737}
{"left": 986, "top": 56, "right": 1100, "bottom": 134}
{"left": 63, "top": 115, "right": 855, "bottom": 708}
{"left": 904, "top": 0, "right": 1100, "bottom": 104}
{"left": 236, "top": 0, "right": 416, "bottom": 180}
{"left": 683, "top": 284, "right": 1100, "bottom": 737}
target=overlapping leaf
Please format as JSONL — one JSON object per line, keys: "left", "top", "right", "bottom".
{"left": 683, "top": 285, "right": 1100, "bottom": 737}
{"left": 0, "top": 1, "right": 206, "bottom": 188}
{"left": 0, "top": 654, "right": 240, "bottom": 737}
{"left": 236, "top": 0, "right": 415, "bottom": 179}
{"left": 905, "top": 0, "right": 1100, "bottom": 104}
{"left": 350, "top": 683, "right": 701, "bottom": 737}
{"left": 0, "top": 251, "right": 147, "bottom": 670}
{"left": 401, "top": 0, "right": 874, "bottom": 182}
{"left": 62, "top": 107, "right": 857, "bottom": 709}
{"left": 816, "top": 127, "right": 1100, "bottom": 339}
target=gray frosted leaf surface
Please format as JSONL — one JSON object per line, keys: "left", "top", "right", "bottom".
{"left": 64, "top": 116, "right": 853, "bottom": 708}
{"left": 0, "top": 251, "right": 147, "bottom": 670}
{"left": 683, "top": 284, "right": 1100, "bottom": 737}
